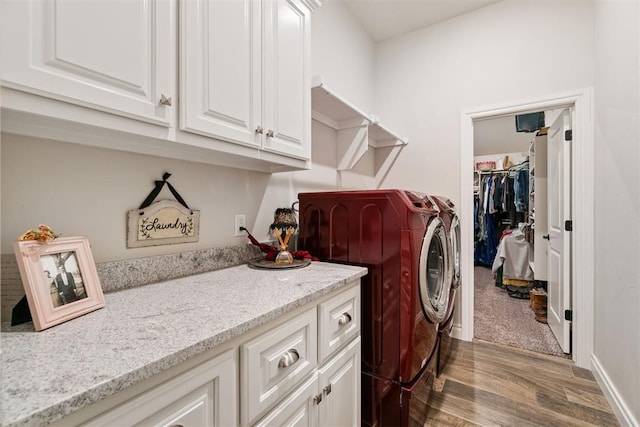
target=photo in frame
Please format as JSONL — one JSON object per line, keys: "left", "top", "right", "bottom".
{"left": 13, "top": 236, "right": 105, "bottom": 331}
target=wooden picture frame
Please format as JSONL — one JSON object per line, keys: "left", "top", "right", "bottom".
{"left": 13, "top": 236, "right": 105, "bottom": 331}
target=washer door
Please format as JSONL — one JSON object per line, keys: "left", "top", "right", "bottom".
{"left": 419, "top": 217, "right": 452, "bottom": 323}
{"left": 450, "top": 215, "right": 461, "bottom": 289}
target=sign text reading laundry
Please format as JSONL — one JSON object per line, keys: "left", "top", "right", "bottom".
{"left": 138, "top": 208, "right": 195, "bottom": 240}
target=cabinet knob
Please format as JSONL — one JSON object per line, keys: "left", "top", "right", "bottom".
{"left": 313, "top": 393, "right": 323, "bottom": 404}
{"left": 266, "top": 129, "right": 274, "bottom": 138}
{"left": 277, "top": 349, "right": 300, "bottom": 368}
{"left": 159, "top": 94, "right": 172, "bottom": 106}
{"left": 338, "top": 313, "right": 352, "bottom": 326}
{"left": 542, "top": 234, "right": 550, "bottom": 240}
{"left": 255, "top": 125, "right": 263, "bottom": 134}
{"left": 323, "top": 383, "right": 332, "bottom": 395}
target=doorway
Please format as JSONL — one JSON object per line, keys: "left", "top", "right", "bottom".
{"left": 458, "top": 88, "right": 595, "bottom": 369}
{"left": 472, "top": 112, "right": 566, "bottom": 357}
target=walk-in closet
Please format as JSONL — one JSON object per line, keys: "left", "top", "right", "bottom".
{"left": 472, "top": 111, "right": 567, "bottom": 357}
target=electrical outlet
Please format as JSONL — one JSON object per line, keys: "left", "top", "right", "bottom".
{"left": 234, "top": 214, "right": 247, "bottom": 237}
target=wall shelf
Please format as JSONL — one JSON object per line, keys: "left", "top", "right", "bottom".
{"left": 311, "top": 75, "right": 408, "bottom": 173}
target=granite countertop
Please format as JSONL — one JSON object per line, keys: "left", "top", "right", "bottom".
{"left": 1, "top": 261, "right": 367, "bottom": 427}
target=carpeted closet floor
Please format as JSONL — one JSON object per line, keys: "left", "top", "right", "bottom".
{"left": 474, "top": 266, "right": 567, "bottom": 357}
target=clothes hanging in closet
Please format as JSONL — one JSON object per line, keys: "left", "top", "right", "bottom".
{"left": 474, "top": 161, "right": 529, "bottom": 266}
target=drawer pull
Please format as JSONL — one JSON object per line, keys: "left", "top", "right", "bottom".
{"left": 323, "top": 384, "right": 332, "bottom": 395}
{"left": 278, "top": 349, "right": 300, "bottom": 368}
{"left": 338, "top": 313, "right": 352, "bottom": 326}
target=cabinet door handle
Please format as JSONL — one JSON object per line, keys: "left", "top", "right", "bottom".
{"left": 266, "top": 129, "right": 274, "bottom": 138}
{"left": 277, "top": 349, "right": 300, "bottom": 368}
{"left": 255, "top": 125, "right": 263, "bottom": 134}
{"left": 323, "top": 384, "right": 332, "bottom": 395}
{"left": 338, "top": 313, "right": 352, "bottom": 326}
{"left": 313, "top": 393, "right": 323, "bottom": 404}
{"left": 542, "top": 234, "right": 550, "bottom": 240}
{"left": 159, "top": 94, "right": 172, "bottom": 106}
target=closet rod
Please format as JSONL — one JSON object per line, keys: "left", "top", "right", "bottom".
{"left": 476, "top": 170, "right": 510, "bottom": 175}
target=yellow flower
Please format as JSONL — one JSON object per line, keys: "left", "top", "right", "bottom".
{"left": 18, "top": 225, "right": 59, "bottom": 242}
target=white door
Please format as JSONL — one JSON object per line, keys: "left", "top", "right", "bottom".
{"left": 0, "top": 0, "right": 173, "bottom": 126}
{"left": 547, "top": 109, "right": 572, "bottom": 353}
{"left": 180, "top": 0, "right": 262, "bottom": 147}
{"left": 317, "top": 338, "right": 361, "bottom": 427}
{"left": 261, "top": 0, "right": 311, "bottom": 160}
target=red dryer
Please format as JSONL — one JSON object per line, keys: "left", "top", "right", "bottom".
{"left": 298, "top": 190, "right": 453, "bottom": 426}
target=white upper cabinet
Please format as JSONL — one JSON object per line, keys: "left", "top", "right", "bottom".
{"left": 261, "top": 0, "right": 311, "bottom": 159}
{"left": 1, "top": 0, "right": 319, "bottom": 173}
{"left": 180, "top": 0, "right": 261, "bottom": 148}
{"left": 0, "top": 0, "right": 174, "bottom": 127}
{"left": 181, "top": 0, "right": 312, "bottom": 160}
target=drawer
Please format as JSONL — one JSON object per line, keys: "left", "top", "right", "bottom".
{"left": 84, "top": 349, "right": 237, "bottom": 427}
{"left": 241, "top": 307, "right": 317, "bottom": 425}
{"left": 318, "top": 283, "right": 360, "bottom": 364}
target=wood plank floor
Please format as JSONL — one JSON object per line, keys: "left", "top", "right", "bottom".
{"left": 411, "top": 339, "right": 619, "bottom": 426}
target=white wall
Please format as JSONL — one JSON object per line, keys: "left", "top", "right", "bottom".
{"left": 311, "top": 0, "right": 375, "bottom": 113}
{"left": 593, "top": 0, "right": 640, "bottom": 424}
{"left": 374, "top": 0, "right": 594, "bottom": 206}
{"left": 473, "top": 115, "right": 536, "bottom": 156}
{"left": 0, "top": 133, "right": 272, "bottom": 262}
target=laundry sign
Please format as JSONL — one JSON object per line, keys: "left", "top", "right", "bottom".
{"left": 127, "top": 173, "right": 200, "bottom": 248}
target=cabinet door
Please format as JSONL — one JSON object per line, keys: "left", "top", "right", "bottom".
{"left": 254, "top": 373, "right": 319, "bottom": 427}
{"left": 180, "top": 0, "right": 262, "bottom": 148}
{"left": 83, "top": 349, "right": 238, "bottom": 427}
{"left": 262, "top": 0, "right": 311, "bottom": 160}
{"left": 0, "top": 0, "right": 173, "bottom": 127}
{"left": 317, "top": 338, "right": 361, "bottom": 427}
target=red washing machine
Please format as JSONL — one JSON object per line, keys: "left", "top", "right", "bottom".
{"left": 429, "top": 196, "right": 461, "bottom": 377}
{"left": 298, "top": 190, "right": 453, "bottom": 426}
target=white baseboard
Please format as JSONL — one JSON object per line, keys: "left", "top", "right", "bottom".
{"left": 591, "top": 354, "right": 638, "bottom": 427}
{"left": 450, "top": 324, "right": 464, "bottom": 341}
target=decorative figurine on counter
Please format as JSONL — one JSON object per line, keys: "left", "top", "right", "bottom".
{"left": 269, "top": 206, "right": 298, "bottom": 252}
{"left": 273, "top": 227, "right": 294, "bottom": 265}
{"left": 239, "top": 202, "right": 317, "bottom": 269}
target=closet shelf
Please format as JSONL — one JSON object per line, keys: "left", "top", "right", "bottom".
{"left": 311, "top": 75, "right": 408, "bottom": 172}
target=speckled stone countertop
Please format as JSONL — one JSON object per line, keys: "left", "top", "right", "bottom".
{"left": 1, "top": 262, "right": 367, "bottom": 427}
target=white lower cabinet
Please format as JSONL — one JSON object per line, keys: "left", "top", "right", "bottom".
{"left": 247, "top": 284, "right": 361, "bottom": 426}
{"left": 60, "top": 281, "right": 360, "bottom": 427}
{"left": 254, "top": 373, "right": 320, "bottom": 427}
{"left": 253, "top": 338, "right": 361, "bottom": 427}
{"left": 83, "top": 349, "right": 238, "bottom": 427}
{"left": 317, "top": 338, "right": 361, "bottom": 427}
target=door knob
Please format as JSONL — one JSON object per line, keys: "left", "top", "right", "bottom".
{"left": 159, "top": 94, "right": 172, "bottom": 106}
